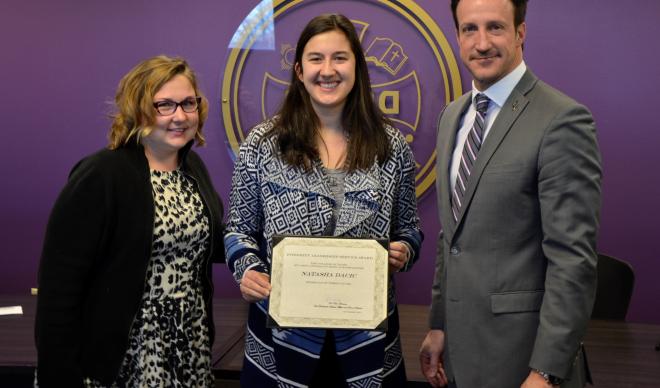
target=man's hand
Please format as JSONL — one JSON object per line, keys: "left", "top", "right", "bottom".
{"left": 240, "top": 270, "right": 271, "bottom": 302}
{"left": 521, "top": 370, "right": 557, "bottom": 388}
{"left": 388, "top": 241, "right": 410, "bottom": 272}
{"left": 419, "top": 329, "right": 449, "bottom": 387}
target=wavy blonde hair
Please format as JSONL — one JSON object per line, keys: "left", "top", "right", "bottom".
{"left": 108, "top": 55, "right": 208, "bottom": 149}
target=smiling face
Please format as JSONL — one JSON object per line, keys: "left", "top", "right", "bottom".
{"left": 141, "top": 74, "right": 199, "bottom": 165}
{"left": 295, "top": 29, "right": 356, "bottom": 115}
{"left": 456, "top": 0, "right": 525, "bottom": 91}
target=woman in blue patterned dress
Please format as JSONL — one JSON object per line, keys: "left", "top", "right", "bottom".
{"left": 35, "top": 56, "right": 224, "bottom": 387}
{"left": 225, "top": 14, "right": 423, "bottom": 388}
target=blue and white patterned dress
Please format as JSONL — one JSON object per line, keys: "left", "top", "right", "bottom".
{"left": 225, "top": 121, "right": 422, "bottom": 387}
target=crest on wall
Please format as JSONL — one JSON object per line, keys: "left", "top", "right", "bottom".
{"left": 222, "top": 0, "right": 462, "bottom": 198}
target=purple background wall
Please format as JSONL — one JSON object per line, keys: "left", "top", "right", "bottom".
{"left": 1, "top": 0, "right": 658, "bottom": 323}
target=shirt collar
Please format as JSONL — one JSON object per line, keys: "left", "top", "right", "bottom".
{"left": 471, "top": 60, "right": 527, "bottom": 108}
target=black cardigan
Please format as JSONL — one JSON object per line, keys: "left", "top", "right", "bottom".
{"left": 35, "top": 141, "right": 225, "bottom": 387}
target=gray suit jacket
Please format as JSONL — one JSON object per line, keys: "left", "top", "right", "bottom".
{"left": 430, "top": 69, "right": 601, "bottom": 388}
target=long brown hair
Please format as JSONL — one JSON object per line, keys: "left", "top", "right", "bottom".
{"left": 270, "top": 13, "right": 390, "bottom": 171}
{"left": 107, "top": 55, "right": 208, "bottom": 149}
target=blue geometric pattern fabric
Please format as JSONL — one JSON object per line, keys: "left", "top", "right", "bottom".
{"left": 225, "top": 120, "right": 422, "bottom": 387}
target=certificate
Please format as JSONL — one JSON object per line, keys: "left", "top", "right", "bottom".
{"left": 268, "top": 236, "right": 389, "bottom": 330}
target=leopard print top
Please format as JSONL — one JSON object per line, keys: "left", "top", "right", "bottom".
{"left": 85, "top": 169, "right": 212, "bottom": 387}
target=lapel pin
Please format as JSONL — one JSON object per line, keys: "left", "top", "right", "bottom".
{"left": 512, "top": 100, "right": 519, "bottom": 111}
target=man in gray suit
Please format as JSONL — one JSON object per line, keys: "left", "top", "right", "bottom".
{"left": 419, "top": 0, "right": 601, "bottom": 387}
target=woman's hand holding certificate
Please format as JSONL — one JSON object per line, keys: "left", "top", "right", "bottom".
{"left": 240, "top": 270, "right": 271, "bottom": 302}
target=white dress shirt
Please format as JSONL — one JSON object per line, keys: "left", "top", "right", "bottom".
{"left": 449, "top": 61, "right": 527, "bottom": 191}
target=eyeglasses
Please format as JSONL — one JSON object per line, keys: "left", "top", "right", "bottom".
{"left": 153, "top": 96, "right": 201, "bottom": 116}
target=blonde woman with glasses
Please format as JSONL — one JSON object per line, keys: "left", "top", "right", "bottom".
{"left": 35, "top": 55, "right": 225, "bottom": 387}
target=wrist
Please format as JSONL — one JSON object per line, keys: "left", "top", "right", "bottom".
{"left": 533, "top": 369, "right": 563, "bottom": 386}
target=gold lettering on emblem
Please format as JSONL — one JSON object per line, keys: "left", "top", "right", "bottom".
{"left": 378, "top": 91, "right": 400, "bottom": 114}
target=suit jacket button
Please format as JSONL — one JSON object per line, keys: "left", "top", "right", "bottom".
{"left": 450, "top": 246, "right": 460, "bottom": 255}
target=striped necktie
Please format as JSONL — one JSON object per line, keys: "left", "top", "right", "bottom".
{"left": 451, "top": 93, "right": 490, "bottom": 222}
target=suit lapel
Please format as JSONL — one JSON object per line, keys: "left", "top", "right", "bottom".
{"left": 437, "top": 94, "right": 471, "bottom": 236}
{"left": 453, "top": 70, "right": 538, "bottom": 228}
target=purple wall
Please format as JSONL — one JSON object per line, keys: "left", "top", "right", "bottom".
{"left": 1, "top": 0, "right": 658, "bottom": 323}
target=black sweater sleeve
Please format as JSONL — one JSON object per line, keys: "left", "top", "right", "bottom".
{"left": 35, "top": 156, "right": 108, "bottom": 387}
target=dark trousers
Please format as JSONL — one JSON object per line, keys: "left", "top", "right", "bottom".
{"left": 309, "top": 331, "right": 348, "bottom": 388}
